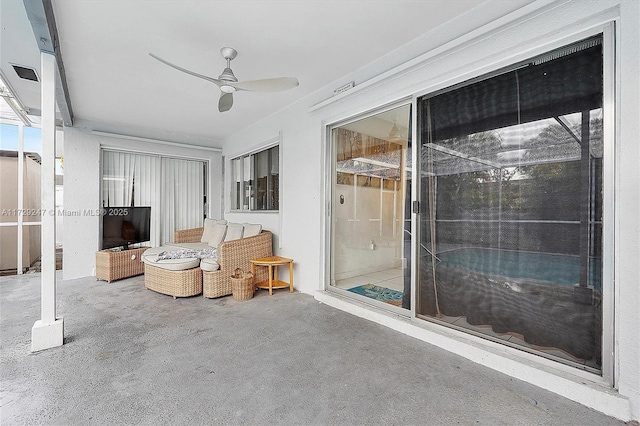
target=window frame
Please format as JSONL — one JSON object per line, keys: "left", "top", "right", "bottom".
{"left": 230, "top": 140, "right": 280, "bottom": 212}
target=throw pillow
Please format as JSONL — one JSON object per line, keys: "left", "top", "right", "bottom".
{"left": 201, "top": 218, "right": 227, "bottom": 243}
{"left": 207, "top": 223, "right": 228, "bottom": 247}
{"left": 223, "top": 223, "right": 244, "bottom": 242}
{"left": 242, "top": 223, "right": 262, "bottom": 237}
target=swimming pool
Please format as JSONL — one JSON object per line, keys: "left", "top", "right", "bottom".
{"left": 418, "top": 247, "right": 602, "bottom": 365}
{"left": 437, "top": 248, "right": 601, "bottom": 290}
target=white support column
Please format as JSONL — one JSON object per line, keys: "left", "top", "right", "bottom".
{"left": 31, "top": 51, "right": 63, "bottom": 352}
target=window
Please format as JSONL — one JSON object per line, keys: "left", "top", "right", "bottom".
{"left": 231, "top": 145, "right": 279, "bottom": 211}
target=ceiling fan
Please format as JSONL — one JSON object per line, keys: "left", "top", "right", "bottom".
{"left": 149, "top": 47, "right": 299, "bottom": 112}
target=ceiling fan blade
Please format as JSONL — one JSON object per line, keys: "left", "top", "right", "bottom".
{"left": 231, "top": 77, "right": 299, "bottom": 92}
{"left": 219, "top": 92, "right": 233, "bottom": 112}
{"left": 149, "top": 53, "right": 222, "bottom": 87}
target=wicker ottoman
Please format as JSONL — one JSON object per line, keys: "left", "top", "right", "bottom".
{"left": 142, "top": 247, "right": 203, "bottom": 299}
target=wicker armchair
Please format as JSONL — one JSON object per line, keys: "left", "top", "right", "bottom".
{"left": 174, "top": 228, "right": 273, "bottom": 298}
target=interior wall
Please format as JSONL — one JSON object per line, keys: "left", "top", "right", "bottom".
{"left": 217, "top": 0, "right": 639, "bottom": 420}
{"left": 333, "top": 183, "right": 402, "bottom": 280}
{"left": 63, "top": 120, "right": 222, "bottom": 280}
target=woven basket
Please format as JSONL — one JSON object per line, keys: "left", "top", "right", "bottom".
{"left": 231, "top": 268, "right": 254, "bottom": 301}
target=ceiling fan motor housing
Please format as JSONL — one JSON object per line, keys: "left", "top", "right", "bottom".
{"left": 218, "top": 67, "right": 237, "bottom": 83}
{"left": 219, "top": 47, "right": 238, "bottom": 83}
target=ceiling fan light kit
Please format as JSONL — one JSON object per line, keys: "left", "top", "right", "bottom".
{"left": 149, "top": 47, "right": 299, "bottom": 112}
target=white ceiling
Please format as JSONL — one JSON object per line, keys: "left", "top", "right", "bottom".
{"left": 1, "top": 0, "right": 490, "bottom": 145}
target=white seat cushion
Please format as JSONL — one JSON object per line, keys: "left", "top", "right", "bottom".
{"left": 163, "top": 242, "right": 210, "bottom": 251}
{"left": 200, "top": 258, "right": 220, "bottom": 272}
{"left": 142, "top": 246, "right": 200, "bottom": 271}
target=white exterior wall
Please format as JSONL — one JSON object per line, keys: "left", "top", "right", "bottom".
{"left": 223, "top": 107, "right": 323, "bottom": 288}
{"left": 63, "top": 120, "right": 222, "bottom": 280}
{"left": 218, "top": 0, "right": 639, "bottom": 420}
{"left": 63, "top": 125, "right": 101, "bottom": 280}
{"left": 615, "top": 0, "right": 640, "bottom": 418}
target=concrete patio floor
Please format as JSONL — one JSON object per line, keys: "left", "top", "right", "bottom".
{"left": 0, "top": 272, "right": 628, "bottom": 425}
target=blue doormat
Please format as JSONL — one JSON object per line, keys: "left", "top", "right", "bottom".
{"left": 347, "top": 283, "right": 403, "bottom": 306}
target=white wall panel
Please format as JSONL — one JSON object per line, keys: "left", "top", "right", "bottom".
{"left": 63, "top": 120, "right": 222, "bottom": 279}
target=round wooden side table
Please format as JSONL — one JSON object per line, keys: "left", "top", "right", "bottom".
{"left": 250, "top": 256, "right": 294, "bottom": 295}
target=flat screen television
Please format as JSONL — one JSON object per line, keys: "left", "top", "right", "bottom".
{"left": 101, "top": 206, "right": 151, "bottom": 250}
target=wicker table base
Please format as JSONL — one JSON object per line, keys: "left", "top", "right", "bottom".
{"left": 144, "top": 264, "right": 203, "bottom": 299}
{"left": 96, "top": 247, "right": 149, "bottom": 283}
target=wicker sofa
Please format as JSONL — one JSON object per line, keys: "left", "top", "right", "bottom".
{"left": 173, "top": 227, "right": 273, "bottom": 298}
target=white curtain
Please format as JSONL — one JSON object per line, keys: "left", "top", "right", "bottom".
{"left": 102, "top": 151, "right": 137, "bottom": 207}
{"left": 160, "top": 158, "right": 204, "bottom": 244}
{"left": 133, "top": 154, "right": 160, "bottom": 246}
{"left": 102, "top": 151, "right": 159, "bottom": 246}
{"left": 102, "top": 150, "right": 205, "bottom": 246}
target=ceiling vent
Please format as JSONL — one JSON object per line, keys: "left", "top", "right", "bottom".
{"left": 12, "top": 65, "right": 39, "bottom": 82}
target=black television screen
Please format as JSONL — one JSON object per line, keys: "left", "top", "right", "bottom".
{"left": 101, "top": 206, "right": 151, "bottom": 250}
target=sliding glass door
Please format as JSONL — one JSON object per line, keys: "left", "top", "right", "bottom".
{"left": 416, "top": 36, "right": 604, "bottom": 371}
{"left": 329, "top": 104, "right": 412, "bottom": 311}
{"left": 326, "top": 35, "right": 609, "bottom": 374}
{"left": 102, "top": 150, "right": 206, "bottom": 247}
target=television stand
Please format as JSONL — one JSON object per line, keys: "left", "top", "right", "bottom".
{"left": 96, "top": 246, "right": 150, "bottom": 283}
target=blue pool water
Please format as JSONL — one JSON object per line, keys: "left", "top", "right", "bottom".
{"left": 436, "top": 248, "right": 601, "bottom": 289}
